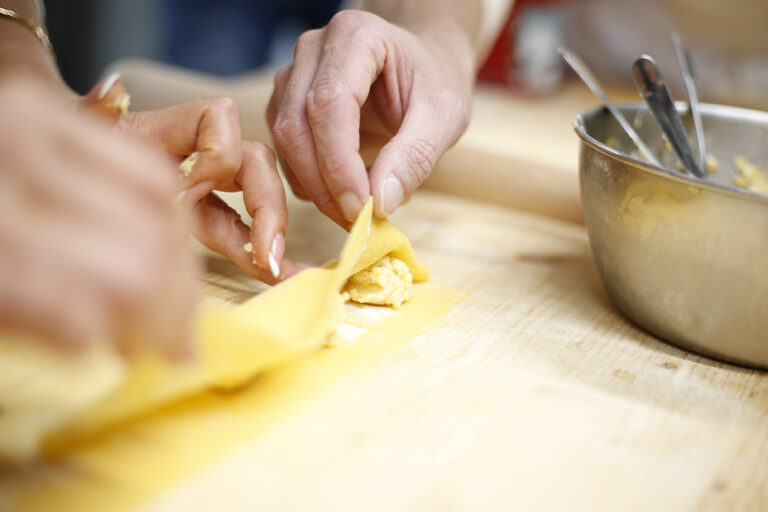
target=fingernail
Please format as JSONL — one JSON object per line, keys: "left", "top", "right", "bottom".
{"left": 268, "top": 234, "right": 282, "bottom": 279}
{"left": 268, "top": 255, "right": 280, "bottom": 280}
{"left": 338, "top": 192, "right": 363, "bottom": 222}
{"left": 175, "top": 190, "right": 186, "bottom": 207}
{"left": 98, "top": 72, "right": 121, "bottom": 100}
{"left": 380, "top": 175, "right": 404, "bottom": 216}
{"left": 179, "top": 152, "right": 199, "bottom": 178}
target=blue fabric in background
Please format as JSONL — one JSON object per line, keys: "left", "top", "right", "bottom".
{"left": 162, "top": 0, "right": 342, "bottom": 76}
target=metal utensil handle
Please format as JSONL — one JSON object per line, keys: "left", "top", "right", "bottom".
{"left": 632, "top": 55, "right": 704, "bottom": 178}
{"left": 558, "top": 46, "right": 662, "bottom": 168}
{"left": 672, "top": 32, "right": 707, "bottom": 169}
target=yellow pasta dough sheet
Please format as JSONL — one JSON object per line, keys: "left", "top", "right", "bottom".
{"left": 0, "top": 200, "right": 464, "bottom": 511}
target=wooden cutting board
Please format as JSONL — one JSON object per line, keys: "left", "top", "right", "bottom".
{"left": 64, "top": 61, "right": 768, "bottom": 510}
{"left": 141, "top": 190, "right": 767, "bottom": 511}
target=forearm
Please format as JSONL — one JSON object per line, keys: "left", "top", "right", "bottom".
{"left": 0, "top": 0, "right": 72, "bottom": 99}
{"left": 360, "top": 0, "right": 479, "bottom": 79}
{"left": 359, "top": 0, "right": 514, "bottom": 71}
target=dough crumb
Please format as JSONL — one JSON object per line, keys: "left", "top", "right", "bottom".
{"left": 243, "top": 242, "right": 253, "bottom": 253}
{"left": 344, "top": 256, "right": 413, "bottom": 309}
{"left": 705, "top": 154, "right": 719, "bottom": 174}
{"left": 115, "top": 92, "right": 131, "bottom": 116}
{"left": 179, "top": 152, "right": 200, "bottom": 177}
{"left": 732, "top": 155, "right": 768, "bottom": 194}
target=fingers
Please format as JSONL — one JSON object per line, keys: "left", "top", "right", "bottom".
{"left": 120, "top": 90, "right": 302, "bottom": 286}
{"left": 267, "top": 67, "right": 310, "bottom": 201}
{"left": 277, "top": 151, "right": 310, "bottom": 201}
{"left": 0, "top": 83, "right": 198, "bottom": 358}
{"left": 22, "top": 140, "right": 175, "bottom": 236}
{"left": 122, "top": 96, "right": 244, "bottom": 196}
{"left": 178, "top": 180, "right": 216, "bottom": 208}
{"left": 114, "top": 209, "right": 199, "bottom": 361}
{"left": 304, "top": 11, "right": 388, "bottom": 222}
{"left": 0, "top": 201, "right": 196, "bottom": 359}
{"left": 236, "top": 141, "right": 288, "bottom": 276}
{"left": 268, "top": 9, "right": 474, "bottom": 222}
{"left": 368, "top": 94, "right": 469, "bottom": 218}
{"left": 367, "top": 106, "right": 440, "bottom": 218}
{"left": 52, "top": 110, "right": 179, "bottom": 208}
{"left": 192, "top": 194, "right": 301, "bottom": 285}
{"left": 0, "top": 261, "right": 108, "bottom": 351}
{"left": 270, "top": 30, "right": 349, "bottom": 227}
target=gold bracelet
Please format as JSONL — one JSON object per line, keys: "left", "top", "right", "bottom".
{"left": 0, "top": 6, "right": 54, "bottom": 58}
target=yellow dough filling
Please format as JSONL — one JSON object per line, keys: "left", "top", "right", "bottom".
{"left": 344, "top": 256, "right": 413, "bottom": 308}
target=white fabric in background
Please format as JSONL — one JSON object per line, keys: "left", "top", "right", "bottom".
{"left": 342, "top": 0, "right": 514, "bottom": 62}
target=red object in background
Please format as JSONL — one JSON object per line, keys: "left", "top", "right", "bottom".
{"left": 477, "top": 0, "right": 568, "bottom": 92}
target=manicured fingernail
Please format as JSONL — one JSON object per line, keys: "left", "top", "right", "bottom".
{"left": 268, "top": 234, "right": 282, "bottom": 279}
{"left": 380, "top": 175, "right": 404, "bottom": 216}
{"left": 98, "top": 72, "right": 120, "bottom": 100}
{"left": 268, "top": 253, "right": 280, "bottom": 279}
{"left": 179, "top": 152, "right": 199, "bottom": 178}
{"left": 338, "top": 192, "right": 363, "bottom": 222}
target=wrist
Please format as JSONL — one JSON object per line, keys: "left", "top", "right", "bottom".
{"left": 360, "top": 1, "right": 478, "bottom": 88}
{"left": 0, "top": 19, "right": 74, "bottom": 103}
{"left": 412, "top": 17, "right": 476, "bottom": 88}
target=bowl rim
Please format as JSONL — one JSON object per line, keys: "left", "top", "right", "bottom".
{"left": 573, "top": 101, "right": 768, "bottom": 205}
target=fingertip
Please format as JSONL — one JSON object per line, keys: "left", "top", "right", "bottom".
{"left": 270, "top": 233, "right": 285, "bottom": 278}
{"left": 338, "top": 192, "right": 364, "bottom": 222}
{"left": 180, "top": 180, "right": 215, "bottom": 208}
{"left": 374, "top": 174, "right": 404, "bottom": 218}
{"left": 268, "top": 252, "right": 280, "bottom": 279}
{"left": 98, "top": 72, "right": 121, "bottom": 101}
{"left": 277, "top": 258, "right": 305, "bottom": 279}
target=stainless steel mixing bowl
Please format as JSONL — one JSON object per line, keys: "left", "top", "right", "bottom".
{"left": 574, "top": 102, "right": 768, "bottom": 369}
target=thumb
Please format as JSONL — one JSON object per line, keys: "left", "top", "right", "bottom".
{"left": 368, "top": 106, "right": 451, "bottom": 218}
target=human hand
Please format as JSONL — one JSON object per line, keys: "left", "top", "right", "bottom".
{"left": 85, "top": 76, "right": 301, "bottom": 283}
{"left": 267, "top": 10, "right": 475, "bottom": 225}
{"left": 0, "top": 81, "right": 198, "bottom": 358}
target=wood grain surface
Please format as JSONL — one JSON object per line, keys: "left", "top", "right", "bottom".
{"left": 103, "top": 61, "right": 767, "bottom": 510}
{"left": 142, "top": 191, "right": 767, "bottom": 512}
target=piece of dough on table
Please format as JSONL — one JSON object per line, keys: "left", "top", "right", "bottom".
{"left": 0, "top": 199, "right": 429, "bottom": 462}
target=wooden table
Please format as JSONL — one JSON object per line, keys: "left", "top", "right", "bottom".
{"left": 135, "top": 190, "right": 768, "bottom": 511}
{"left": 64, "top": 62, "right": 768, "bottom": 510}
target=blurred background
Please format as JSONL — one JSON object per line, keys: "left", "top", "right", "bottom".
{"left": 44, "top": 0, "right": 768, "bottom": 108}
{"left": 45, "top": 0, "right": 342, "bottom": 94}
